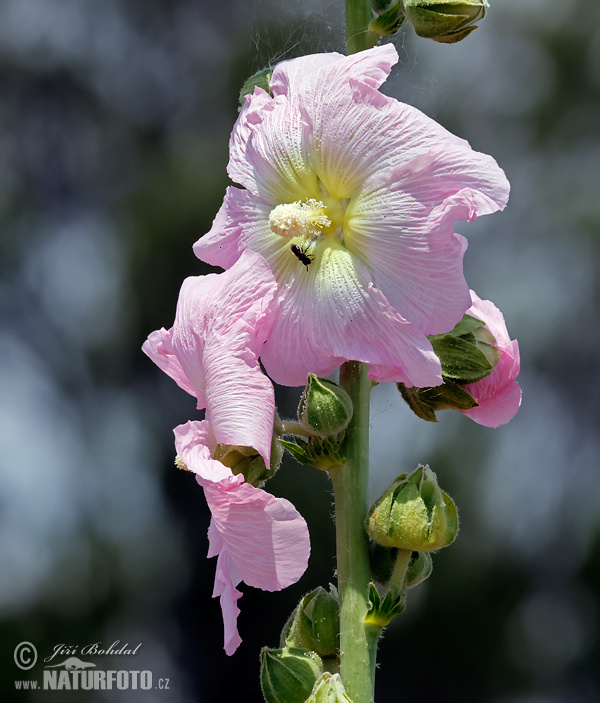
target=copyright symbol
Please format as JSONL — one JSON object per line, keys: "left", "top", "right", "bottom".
{"left": 14, "top": 642, "right": 37, "bottom": 670}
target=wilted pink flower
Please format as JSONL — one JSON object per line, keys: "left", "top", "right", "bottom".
{"left": 142, "top": 250, "right": 278, "bottom": 464}
{"left": 175, "top": 420, "right": 310, "bottom": 655}
{"left": 460, "top": 291, "right": 521, "bottom": 427}
{"left": 194, "top": 44, "right": 510, "bottom": 387}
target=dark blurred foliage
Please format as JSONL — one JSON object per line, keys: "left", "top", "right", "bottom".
{"left": 1, "top": 0, "right": 599, "bottom": 702}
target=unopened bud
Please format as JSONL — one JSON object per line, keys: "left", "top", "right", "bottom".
{"left": 260, "top": 647, "right": 323, "bottom": 703}
{"left": 298, "top": 375, "right": 353, "bottom": 437}
{"left": 281, "top": 586, "right": 339, "bottom": 658}
{"left": 366, "top": 465, "right": 458, "bottom": 552}
{"left": 403, "top": 0, "right": 487, "bottom": 44}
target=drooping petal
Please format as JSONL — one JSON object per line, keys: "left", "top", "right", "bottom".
{"left": 176, "top": 419, "right": 311, "bottom": 655}
{"left": 210, "top": 544, "right": 243, "bottom": 656}
{"left": 460, "top": 292, "right": 521, "bottom": 427}
{"left": 261, "top": 242, "right": 443, "bottom": 387}
{"left": 142, "top": 328, "right": 202, "bottom": 402}
{"left": 147, "top": 251, "right": 278, "bottom": 464}
{"left": 203, "top": 479, "right": 310, "bottom": 592}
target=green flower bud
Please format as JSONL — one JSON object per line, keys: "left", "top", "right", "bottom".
{"left": 398, "top": 312, "right": 501, "bottom": 422}
{"left": 366, "top": 465, "right": 458, "bottom": 551}
{"left": 239, "top": 67, "right": 273, "bottom": 105}
{"left": 298, "top": 375, "right": 353, "bottom": 437}
{"left": 307, "top": 673, "right": 352, "bottom": 702}
{"left": 403, "top": 0, "right": 488, "bottom": 44}
{"left": 281, "top": 586, "right": 340, "bottom": 658}
{"left": 260, "top": 647, "right": 323, "bottom": 703}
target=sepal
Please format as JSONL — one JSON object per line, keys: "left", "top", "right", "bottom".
{"left": 397, "top": 379, "right": 478, "bottom": 422}
{"left": 239, "top": 67, "right": 273, "bottom": 104}
{"left": 369, "top": 1, "right": 406, "bottom": 37}
{"left": 429, "top": 313, "right": 499, "bottom": 384}
{"left": 307, "top": 673, "right": 353, "bottom": 702}
{"left": 279, "top": 436, "right": 345, "bottom": 471}
{"left": 365, "top": 582, "right": 406, "bottom": 628}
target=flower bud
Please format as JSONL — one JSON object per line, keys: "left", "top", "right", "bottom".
{"left": 260, "top": 647, "right": 323, "bottom": 703}
{"left": 366, "top": 465, "right": 458, "bottom": 552}
{"left": 403, "top": 0, "right": 487, "bottom": 44}
{"left": 281, "top": 586, "right": 340, "bottom": 658}
{"left": 298, "top": 375, "right": 353, "bottom": 437}
{"left": 307, "top": 673, "right": 352, "bottom": 702}
{"left": 239, "top": 67, "right": 273, "bottom": 104}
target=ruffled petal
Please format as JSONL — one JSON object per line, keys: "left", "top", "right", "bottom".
{"left": 203, "top": 479, "right": 310, "bottom": 592}
{"left": 229, "top": 88, "right": 279, "bottom": 193}
{"left": 210, "top": 546, "right": 243, "bottom": 656}
{"left": 344, "top": 134, "right": 509, "bottom": 334}
{"left": 269, "top": 44, "right": 397, "bottom": 99}
{"left": 142, "top": 328, "right": 202, "bottom": 402}
{"left": 193, "top": 187, "right": 274, "bottom": 269}
{"left": 171, "top": 251, "right": 278, "bottom": 462}
{"left": 229, "top": 92, "right": 316, "bottom": 202}
{"left": 261, "top": 242, "right": 442, "bottom": 387}
{"left": 173, "top": 420, "right": 234, "bottom": 484}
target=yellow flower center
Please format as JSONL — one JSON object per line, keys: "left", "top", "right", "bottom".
{"left": 268, "top": 199, "right": 331, "bottom": 241}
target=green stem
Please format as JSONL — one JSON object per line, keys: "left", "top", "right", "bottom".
{"left": 274, "top": 420, "right": 313, "bottom": 438}
{"left": 387, "top": 548, "right": 412, "bottom": 601}
{"left": 346, "top": 0, "right": 378, "bottom": 54}
{"left": 330, "top": 361, "right": 373, "bottom": 703}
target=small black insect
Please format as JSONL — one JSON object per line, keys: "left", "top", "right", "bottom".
{"left": 290, "top": 243, "right": 314, "bottom": 270}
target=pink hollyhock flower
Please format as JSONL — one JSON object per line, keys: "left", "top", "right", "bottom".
{"left": 460, "top": 291, "right": 521, "bottom": 427}
{"left": 142, "top": 250, "right": 278, "bottom": 464}
{"left": 175, "top": 420, "right": 310, "bottom": 655}
{"left": 194, "top": 44, "right": 510, "bottom": 387}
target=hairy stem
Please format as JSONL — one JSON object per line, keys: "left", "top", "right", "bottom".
{"left": 346, "top": 0, "right": 378, "bottom": 54}
{"left": 330, "top": 361, "right": 373, "bottom": 703}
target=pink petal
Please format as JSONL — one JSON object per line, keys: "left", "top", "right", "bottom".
{"left": 260, "top": 245, "right": 443, "bottom": 387}
{"left": 203, "top": 479, "right": 310, "bottom": 592}
{"left": 151, "top": 251, "right": 278, "bottom": 464}
{"left": 210, "top": 546, "right": 243, "bottom": 656}
{"left": 193, "top": 187, "right": 274, "bottom": 269}
{"left": 173, "top": 420, "right": 234, "bottom": 484}
{"left": 460, "top": 292, "right": 522, "bottom": 427}
{"left": 345, "top": 145, "right": 509, "bottom": 335}
{"left": 142, "top": 328, "right": 203, "bottom": 402}
{"left": 269, "top": 44, "right": 398, "bottom": 98}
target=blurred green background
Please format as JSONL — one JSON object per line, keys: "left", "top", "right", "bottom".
{"left": 1, "top": 0, "right": 599, "bottom": 701}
